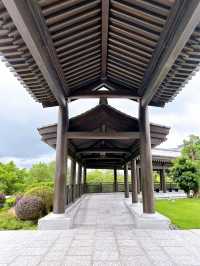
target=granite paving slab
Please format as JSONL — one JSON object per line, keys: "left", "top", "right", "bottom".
{"left": 0, "top": 193, "right": 200, "bottom": 265}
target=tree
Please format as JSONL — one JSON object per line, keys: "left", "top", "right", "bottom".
{"left": 28, "top": 162, "right": 55, "bottom": 182}
{"left": 86, "top": 169, "right": 127, "bottom": 183}
{"left": 182, "top": 135, "right": 200, "bottom": 160}
{"left": 0, "top": 162, "right": 28, "bottom": 194}
{"left": 171, "top": 157, "right": 200, "bottom": 197}
{"left": 170, "top": 135, "right": 200, "bottom": 197}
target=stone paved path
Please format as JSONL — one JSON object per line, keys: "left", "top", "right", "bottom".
{"left": 0, "top": 193, "right": 200, "bottom": 266}
{"left": 74, "top": 193, "right": 134, "bottom": 228}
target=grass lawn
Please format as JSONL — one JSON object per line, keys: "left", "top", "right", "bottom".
{"left": 156, "top": 198, "right": 200, "bottom": 229}
{"left": 0, "top": 207, "right": 37, "bottom": 230}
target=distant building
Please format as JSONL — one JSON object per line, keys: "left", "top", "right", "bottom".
{"left": 133, "top": 148, "right": 181, "bottom": 193}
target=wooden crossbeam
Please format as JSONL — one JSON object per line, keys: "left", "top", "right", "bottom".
{"left": 66, "top": 131, "right": 139, "bottom": 140}
{"left": 3, "top": 0, "right": 67, "bottom": 107}
{"left": 101, "top": 0, "right": 110, "bottom": 81}
{"left": 83, "top": 157, "right": 124, "bottom": 161}
{"left": 141, "top": 0, "right": 200, "bottom": 107}
{"left": 69, "top": 79, "right": 140, "bottom": 100}
{"left": 68, "top": 92, "right": 139, "bottom": 100}
{"left": 77, "top": 148, "right": 130, "bottom": 155}
{"left": 41, "top": 131, "right": 166, "bottom": 142}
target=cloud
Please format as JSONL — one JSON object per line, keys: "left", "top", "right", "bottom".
{"left": 0, "top": 153, "right": 55, "bottom": 169}
{"left": 0, "top": 60, "right": 98, "bottom": 161}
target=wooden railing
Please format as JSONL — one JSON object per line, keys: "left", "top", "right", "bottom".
{"left": 65, "top": 182, "right": 179, "bottom": 203}
{"left": 85, "top": 182, "right": 179, "bottom": 193}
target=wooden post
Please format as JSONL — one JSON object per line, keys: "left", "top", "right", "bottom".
{"left": 53, "top": 105, "right": 68, "bottom": 214}
{"left": 136, "top": 166, "right": 140, "bottom": 194}
{"left": 161, "top": 168, "right": 166, "bottom": 193}
{"left": 124, "top": 163, "right": 129, "bottom": 198}
{"left": 131, "top": 159, "right": 138, "bottom": 203}
{"left": 78, "top": 163, "right": 82, "bottom": 197}
{"left": 83, "top": 167, "right": 87, "bottom": 193}
{"left": 114, "top": 168, "right": 118, "bottom": 192}
{"left": 159, "top": 170, "right": 163, "bottom": 191}
{"left": 139, "top": 101, "right": 155, "bottom": 213}
{"left": 70, "top": 158, "right": 76, "bottom": 202}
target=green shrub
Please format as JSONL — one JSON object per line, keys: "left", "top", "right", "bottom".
{"left": 24, "top": 186, "right": 53, "bottom": 213}
{"left": 0, "top": 208, "right": 37, "bottom": 230}
{"left": 0, "top": 184, "right": 7, "bottom": 194}
{"left": 15, "top": 196, "right": 44, "bottom": 221}
{"left": 5, "top": 197, "right": 16, "bottom": 208}
{"left": 26, "top": 181, "right": 54, "bottom": 190}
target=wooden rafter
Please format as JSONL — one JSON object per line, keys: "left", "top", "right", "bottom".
{"left": 1, "top": 0, "right": 200, "bottom": 106}
{"left": 101, "top": 0, "right": 109, "bottom": 81}
{"left": 141, "top": 0, "right": 200, "bottom": 107}
{"left": 2, "top": 0, "right": 67, "bottom": 107}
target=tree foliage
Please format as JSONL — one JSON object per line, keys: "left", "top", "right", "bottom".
{"left": 0, "top": 162, "right": 28, "bottom": 194}
{"left": 171, "top": 157, "right": 200, "bottom": 196}
{"left": 0, "top": 161, "right": 55, "bottom": 195}
{"left": 87, "top": 169, "right": 126, "bottom": 183}
{"left": 28, "top": 162, "right": 55, "bottom": 182}
{"left": 182, "top": 135, "right": 200, "bottom": 160}
{"left": 171, "top": 135, "right": 200, "bottom": 197}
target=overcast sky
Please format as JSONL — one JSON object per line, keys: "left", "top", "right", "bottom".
{"left": 0, "top": 59, "right": 200, "bottom": 168}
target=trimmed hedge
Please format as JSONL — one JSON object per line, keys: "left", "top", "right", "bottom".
{"left": 24, "top": 186, "right": 53, "bottom": 213}
{"left": 15, "top": 196, "right": 44, "bottom": 221}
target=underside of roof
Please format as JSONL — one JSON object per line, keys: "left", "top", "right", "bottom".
{"left": 38, "top": 102, "right": 170, "bottom": 169}
{"left": 0, "top": 0, "right": 200, "bottom": 107}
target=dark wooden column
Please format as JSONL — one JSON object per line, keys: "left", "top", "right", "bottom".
{"left": 139, "top": 168, "right": 142, "bottom": 192}
{"left": 131, "top": 159, "right": 138, "bottom": 203}
{"left": 160, "top": 168, "right": 166, "bottom": 193}
{"left": 77, "top": 163, "right": 82, "bottom": 197}
{"left": 114, "top": 167, "right": 118, "bottom": 192}
{"left": 124, "top": 163, "right": 129, "bottom": 198}
{"left": 70, "top": 158, "right": 76, "bottom": 202}
{"left": 136, "top": 166, "right": 141, "bottom": 194}
{"left": 53, "top": 105, "right": 68, "bottom": 214}
{"left": 159, "top": 170, "right": 163, "bottom": 191}
{"left": 139, "top": 101, "right": 155, "bottom": 213}
{"left": 83, "top": 167, "right": 87, "bottom": 193}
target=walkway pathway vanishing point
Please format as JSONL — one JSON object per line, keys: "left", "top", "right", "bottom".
{"left": 1, "top": 193, "right": 200, "bottom": 266}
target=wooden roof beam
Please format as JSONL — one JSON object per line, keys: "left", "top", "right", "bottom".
{"left": 69, "top": 92, "right": 139, "bottom": 100}
{"left": 101, "top": 0, "right": 109, "bottom": 81}
{"left": 141, "top": 0, "right": 200, "bottom": 107}
{"left": 83, "top": 158, "right": 124, "bottom": 162}
{"left": 77, "top": 148, "right": 130, "bottom": 155}
{"left": 69, "top": 79, "right": 140, "bottom": 100}
{"left": 66, "top": 131, "right": 139, "bottom": 140}
{"left": 3, "top": 0, "right": 67, "bottom": 107}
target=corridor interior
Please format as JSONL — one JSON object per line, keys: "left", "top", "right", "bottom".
{"left": 73, "top": 193, "right": 135, "bottom": 229}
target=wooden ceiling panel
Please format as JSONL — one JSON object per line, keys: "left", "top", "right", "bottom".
{"left": 0, "top": 0, "right": 200, "bottom": 107}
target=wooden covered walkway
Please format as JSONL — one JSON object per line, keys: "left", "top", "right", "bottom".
{"left": 38, "top": 98, "right": 169, "bottom": 206}
{"left": 0, "top": 0, "right": 200, "bottom": 215}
